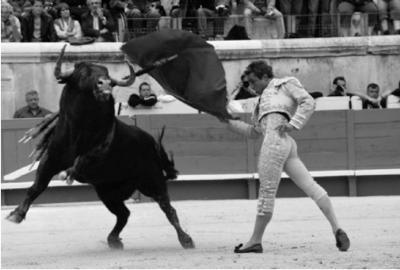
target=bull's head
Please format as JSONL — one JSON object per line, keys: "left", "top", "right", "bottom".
{"left": 54, "top": 44, "right": 136, "bottom": 101}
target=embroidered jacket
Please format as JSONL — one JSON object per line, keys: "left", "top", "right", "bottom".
{"left": 228, "top": 76, "right": 315, "bottom": 137}
{"left": 254, "top": 76, "right": 315, "bottom": 130}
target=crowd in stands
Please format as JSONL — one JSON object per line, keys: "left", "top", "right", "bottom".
{"left": 2, "top": 0, "right": 400, "bottom": 42}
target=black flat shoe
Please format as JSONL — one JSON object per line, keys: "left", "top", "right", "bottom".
{"left": 335, "top": 229, "right": 350, "bottom": 252}
{"left": 234, "top": 243, "right": 263, "bottom": 253}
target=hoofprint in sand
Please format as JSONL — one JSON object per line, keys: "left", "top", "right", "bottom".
{"left": 2, "top": 196, "right": 400, "bottom": 268}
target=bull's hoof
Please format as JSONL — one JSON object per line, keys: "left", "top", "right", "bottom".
{"left": 179, "top": 234, "right": 195, "bottom": 249}
{"left": 6, "top": 210, "right": 25, "bottom": 224}
{"left": 107, "top": 236, "right": 124, "bottom": 250}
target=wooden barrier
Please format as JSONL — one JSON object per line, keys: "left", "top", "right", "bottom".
{"left": 1, "top": 109, "right": 400, "bottom": 204}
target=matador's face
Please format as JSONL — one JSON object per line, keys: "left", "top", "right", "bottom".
{"left": 246, "top": 72, "right": 271, "bottom": 95}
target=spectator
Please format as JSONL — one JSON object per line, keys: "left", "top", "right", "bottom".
{"left": 372, "top": 80, "right": 400, "bottom": 108}
{"left": 127, "top": 82, "right": 158, "bottom": 108}
{"left": 376, "top": 0, "right": 400, "bottom": 34}
{"left": 320, "top": 0, "right": 334, "bottom": 37}
{"left": 328, "top": 78, "right": 383, "bottom": 108}
{"left": 21, "top": 0, "right": 56, "bottom": 42}
{"left": 337, "top": 0, "right": 379, "bottom": 36}
{"left": 361, "top": 83, "right": 383, "bottom": 108}
{"left": 233, "top": 74, "right": 258, "bottom": 100}
{"left": 81, "top": 0, "right": 116, "bottom": 41}
{"left": 168, "top": 0, "right": 198, "bottom": 32}
{"left": 328, "top": 76, "right": 352, "bottom": 96}
{"left": 278, "top": 0, "right": 303, "bottom": 38}
{"left": 196, "top": 0, "right": 219, "bottom": 38}
{"left": 214, "top": 0, "right": 235, "bottom": 38}
{"left": 305, "top": 0, "right": 321, "bottom": 37}
{"left": 53, "top": 2, "right": 83, "bottom": 40}
{"left": 125, "top": 0, "right": 162, "bottom": 37}
{"left": 21, "top": 1, "right": 33, "bottom": 17}
{"left": 106, "top": 0, "right": 129, "bottom": 41}
{"left": 169, "top": 0, "right": 181, "bottom": 18}
{"left": 62, "top": 0, "right": 88, "bottom": 20}
{"left": 243, "top": 0, "right": 285, "bottom": 39}
{"left": 13, "top": 90, "right": 52, "bottom": 118}
{"left": 1, "top": 1, "right": 23, "bottom": 42}
{"left": 387, "top": 80, "right": 400, "bottom": 97}
{"left": 44, "top": 0, "right": 58, "bottom": 18}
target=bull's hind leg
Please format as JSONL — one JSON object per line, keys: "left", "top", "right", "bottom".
{"left": 7, "top": 154, "right": 60, "bottom": 223}
{"left": 154, "top": 192, "right": 195, "bottom": 249}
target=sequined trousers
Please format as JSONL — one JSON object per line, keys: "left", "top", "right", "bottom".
{"left": 256, "top": 113, "right": 327, "bottom": 215}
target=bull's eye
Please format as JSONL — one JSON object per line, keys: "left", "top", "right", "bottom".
{"left": 98, "top": 81, "right": 103, "bottom": 85}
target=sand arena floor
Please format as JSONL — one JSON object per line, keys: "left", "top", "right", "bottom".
{"left": 2, "top": 196, "right": 400, "bottom": 269}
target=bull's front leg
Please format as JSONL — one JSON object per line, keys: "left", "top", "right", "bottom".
{"left": 59, "top": 148, "right": 103, "bottom": 184}
{"left": 7, "top": 153, "right": 61, "bottom": 223}
{"left": 58, "top": 156, "right": 81, "bottom": 185}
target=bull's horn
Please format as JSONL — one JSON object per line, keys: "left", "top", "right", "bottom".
{"left": 54, "top": 44, "right": 73, "bottom": 81}
{"left": 110, "top": 61, "right": 136, "bottom": 87}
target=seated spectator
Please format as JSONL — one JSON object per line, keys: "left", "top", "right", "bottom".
{"left": 81, "top": 0, "right": 116, "bottom": 41}
{"left": 106, "top": 0, "right": 130, "bottom": 41}
{"left": 214, "top": 0, "right": 235, "bottom": 38}
{"left": 44, "top": 0, "right": 58, "bottom": 19}
{"left": 1, "top": 1, "right": 23, "bottom": 42}
{"left": 21, "top": 1, "right": 33, "bottom": 17}
{"left": 62, "top": 0, "right": 88, "bottom": 20}
{"left": 374, "top": 80, "right": 400, "bottom": 107}
{"left": 169, "top": 0, "right": 198, "bottom": 32}
{"left": 7, "top": 0, "right": 25, "bottom": 16}
{"left": 196, "top": 0, "right": 223, "bottom": 39}
{"left": 329, "top": 79, "right": 384, "bottom": 108}
{"left": 243, "top": 0, "right": 285, "bottom": 39}
{"left": 361, "top": 83, "right": 383, "bottom": 108}
{"left": 125, "top": 0, "right": 162, "bottom": 37}
{"left": 387, "top": 80, "right": 400, "bottom": 97}
{"left": 21, "top": 0, "right": 57, "bottom": 42}
{"left": 376, "top": 0, "right": 400, "bottom": 35}
{"left": 320, "top": 0, "right": 334, "bottom": 37}
{"left": 337, "top": 0, "right": 379, "bottom": 36}
{"left": 127, "top": 82, "right": 158, "bottom": 108}
{"left": 233, "top": 74, "right": 258, "bottom": 100}
{"left": 169, "top": 0, "right": 181, "bottom": 18}
{"left": 278, "top": 0, "right": 303, "bottom": 38}
{"left": 328, "top": 76, "right": 352, "bottom": 96}
{"left": 54, "top": 2, "right": 83, "bottom": 41}
{"left": 14, "top": 90, "right": 52, "bottom": 118}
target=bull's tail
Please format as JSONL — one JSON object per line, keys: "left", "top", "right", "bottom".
{"left": 158, "top": 126, "right": 178, "bottom": 180}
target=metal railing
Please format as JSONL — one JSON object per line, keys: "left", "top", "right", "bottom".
{"left": 119, "top": 12, "right": 390, "bottom": 41}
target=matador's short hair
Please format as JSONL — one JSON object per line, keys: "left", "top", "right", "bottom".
{"left": 245, "top": 61, "right": 274, "bottom": 79}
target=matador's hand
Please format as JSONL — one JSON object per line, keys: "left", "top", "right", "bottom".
{"left": 276, "top": 123, "right": 295, "bottom": 137}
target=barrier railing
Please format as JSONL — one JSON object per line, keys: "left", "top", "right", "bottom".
{"left": 121, "top": 12, "right": 388, "bottom": 40}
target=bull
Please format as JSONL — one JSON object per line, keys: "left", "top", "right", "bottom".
{"left": 6, "top": 45, "right": 195, "bottom": 250}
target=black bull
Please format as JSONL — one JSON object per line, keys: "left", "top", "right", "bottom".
{"left": 6, "top": 45, "right": 195, "bottom": 250}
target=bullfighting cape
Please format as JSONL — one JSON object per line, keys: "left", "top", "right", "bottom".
{"left": 120, "top": 29, "right": 233, "bottom": 120}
